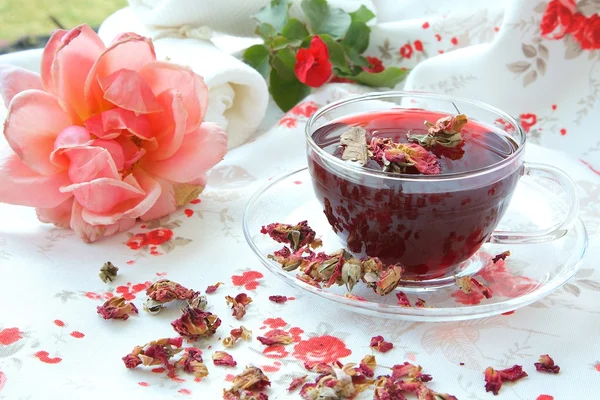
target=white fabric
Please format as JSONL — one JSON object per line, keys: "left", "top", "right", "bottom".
{"left": 99, "top": 8, "right": 269, "bottom": 149}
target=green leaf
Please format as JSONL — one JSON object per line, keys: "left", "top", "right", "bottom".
{"left": 349, "top": 67, "right": 409, "bottom": 88}
{"left": 242, "top": 44, "right": 270, "bottom": 78}
{"left": 271, "top": 47, "right": 297, "bottom": 81}
{"left": 282, "top": 18, "right": 309, "bottom": 40}
{"left": 301, "top": 0, "right": 351, "bottom": 39}
{"left": 269, "top": 68, "right": 310, "bottom": 112}
{"left": 271, "top": 35, "right": 302, "bottom": 50}
{"left": 255, "top": 23, "right": 277, "bottom": 43}
{"left": 344, "top": 46, "right": 370, "bottom": 68}
{"left": 253, "top": 0, "right": 291, "bottom": 32}
{"left": 319, "top": 34, "right": 349, "bottom": 73}
{"left": 342, "top": 21, "right": 370, "bottom": 53}
{"left": 349, "top": 5, "right": 375, "bottom": 24}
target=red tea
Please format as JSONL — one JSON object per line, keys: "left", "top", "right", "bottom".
{"left": 308, "top": 109, "right": 522, "bottom": 280}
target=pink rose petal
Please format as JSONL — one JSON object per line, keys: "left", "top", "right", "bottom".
{"left": 0, "top": 65, "right": 43, "bottom": 107}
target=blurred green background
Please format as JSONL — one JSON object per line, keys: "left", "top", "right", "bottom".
{"left": 0, "top": 0, "right": 126, "bottom": 44}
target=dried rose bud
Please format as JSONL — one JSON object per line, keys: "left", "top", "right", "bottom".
{"left": 225, "top": 293, "right": 253, "bottom": 320}
{"left": 268, "top": 295, "right": 288, "bottom": 303}
{"left": 187, "top": 293, "right": 208, "bottom": 310}
{"left": 299, "top": 361, "right": 361, "bottom": 399}
{"left": 146, "top": 280, "right": 196, "bottom": 303}
{"left": 395, "top": 291, "right": 411, "bottom": 307}
{"left": 205, "top": 282, "right": 224, "bottom": 294}
{"left": 364, "top": 265, "right": 403, "bottom": 296}
{"left": 175, "top": 347, "right": 209, "bottom": 379}
{"left": 122, "top": 353, "right": 142, "bottom": 369}
{"left": 99, "top": 261, "right": 118, "bottom": 283}
{"left": 341, "top": 258, "right": 363, "bottom": 291}
{"left": 484, "top": 365, "right": 528, "bottom": 395}
{"left": 409, "top": 114, "right": 467, "bottom": 148}
{"left": 212, "top": 351, "right": 237, "bottom": 367}
{"left": 257, "top": 329, "right": 293, "bottom": 346}
{"left": 268, "top": 246, "right": 309, "bottom": 271}
{"left": 287, "top": 375, "right": 308, "bottom": 392}
{"left": 223, "top": 326, "right": 253, "bottom": 348}
{"left": 391, "top": 362, "right": 432, "bottom": 382}
{"left": 357, "top": 355, "right": 376, "bottom": 377}
{"left": 492, "top": 250, "right": 511, "bottom": 264}
{"left": 171, "top": 307, "right": 221, "bottom": 340}
{"left": 534, "top": 354, "right": 560, "bottom": 374}
{"left": 225, "top": 366, "right": 271, "bottom": 395}
{"left": 415, "top": 298, "right": 427, "bottom": 308}
{"left": 97, "top": 296, "right": 138, "bottom": 320}
{"left": 370, "top": 336, "right": 394, "bottom": 353}
{"left": 261, "top": 220, "right": 320, "bottom": 251}
{"left": 122, "top": 337, "right": 183, "bottom": 370}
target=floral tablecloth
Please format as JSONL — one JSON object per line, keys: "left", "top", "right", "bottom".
{"left": 0, "top": 85, "right": 599, "bottom": 399}
{"left": 1, "top": 0, "right": 600, "bottom": 398}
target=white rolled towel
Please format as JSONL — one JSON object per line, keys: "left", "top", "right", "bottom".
{"left": 99, "top": 8, "right": 269, "bottom": 149}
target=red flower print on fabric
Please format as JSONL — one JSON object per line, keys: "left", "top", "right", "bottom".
{"left": 399, "top": 44, "right": 413, "bottom": 59}
{"left": 262, "top": 345, "right": 290, "bottom": 359}
{"left": 573, "top": 14, "right": 600, "bottom": 50}
{"left": 0, "top": 328, "right": 22, "bottom": 345}
{"left": 279, "top": 116, "right": 298, "bottom": 128}
{"left": 127, "top": 233, "right": 148, "bottom": 250}
{"left": 34, "top": 351, "right": 62, "bottom": 364}
{"left": 231, "top": 271, "right": 264, "bottom": 290}
{"left": 292, "top": 335, "right": 351, "bottom": 364}
{"left": 0, "top": 371, "right": 5, "bottom": 392}
{"left": 289, "top": 101, "right": 319, "bottom": 118}
{"left": 263, "top": 318, "right": 287, "bottom": 329}
{"left": 540, "top": 0, "right": 577, "bottom": 40}
{"left": 519, "top": 113, "right": 538, "bottom": 133}
{"left": 537, "top": 396, "right": 554, "bottom": 400}
{"left": 146, "top": 228, "right": 173, "bottom": 245}
{"left": 413, "top": 40, "right": 424, "bottom": 52}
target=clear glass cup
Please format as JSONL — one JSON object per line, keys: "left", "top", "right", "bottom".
{"left": 305, "top": 92, "right": 579, "bottom": 285}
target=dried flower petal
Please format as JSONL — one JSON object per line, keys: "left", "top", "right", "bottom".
{"left": 97, "top": 296, "right": 138, "bottom": 320}
{"left": 288, "top": 375, "right": 308, "bottom": 392}
{"left": 369, "top": 138, "right": 441, "bottom": 175}
{"left": 223, "top": 326, "right": 252, "bottom": 348}
{"left": 257, "top": 329, "right": 294, "bottom": 346}
{"left": 261, "top": 221, "right": 320, "bottom": 251}
{"left": 225, "top": 293, "right": 253, "bottom": 320}
{"left": 99, "top": 261, "right": 119, "bottom": 283}
{"left": 340, "top": 126, "right": 369, "bottom": 166}
{"left": 370, "top": 336, "right": 394, "bottom": 353}
{"left": 143, "top": 298, "right": 165, "bottom": 315}
{"left": 268, "top": 295, "right": 288, "bottom": 303}
{"left": 344, "top": 293, "right": 367, "bottom": 301}
{"left": 395, "top": 291, "right": 411, "bottom": 307}
{"left": 175, "top": 347, "right": 209, "bottom": 379}
{"left": 455, "top": 276, "right": 492, "bottom": 299}
{"left": 171, "top": 308, "right": 221, "bottom": 340}
{"left": 122, "top": 337, "right": 183, "bottom": 371}
{"left": 187, "top": 293, "right": 208, "bottom": 310}
{"left": 391, "top": 362, "right": 432, "bottom": 382}
{"left": 373, "top": 376, "right": 405, "bottom": 400}
{"left": 225, "top": 366, "right": 271, "bottom": 396}
{"left": 484, "top": 365, "right": 528, "bottom": 395}
{"left": 146, "top": 280, "right": 196, "bottom": 303}
{"left": 415, "top": 298, "right": 427, "bottom": 308}
{"left": 534, "top": 354, "right": 560, "bottom": 374}
{"left": 223, "top": 390, "right": 269, "bottom": 400}
{"left": 364, "top": 265, "right": 403, "bottom": 296}
{"left": 492, "top": 250, "right": 511, "bottom": 263}
{"left": 206, "top": 282, "right": 224, "bottom": 294}
{"left": 212, "top": 351, "right": 237, "bottom": 367}
{"left": 357, "top": 355, "right": 376, "bottom": 378}
{"left": 409, "top": 114, "right": 467, "bottom": 148}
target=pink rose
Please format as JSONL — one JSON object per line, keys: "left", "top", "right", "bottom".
{"left": 0, "top": 25, "right": 227, "bottom": 242}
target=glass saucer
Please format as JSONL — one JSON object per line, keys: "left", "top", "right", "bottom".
{"left": 242, "top": 168, "right": 588, "bottom": 321}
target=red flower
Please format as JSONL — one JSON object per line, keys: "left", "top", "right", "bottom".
{"left": 540, "top": 0, "right": 576, "bottom": 39}
{"left": 399, "top": 44, "right": 413, "bottom": 59}
{"left": 146, "top": 229, "right": 173, "bottom": 245}
{"left": 413, "top": 40, "right": 424, "bottom": 52}
{"left": 519, "top": 113, "right": 537, "bottom": 133}
{"left": 294, "top": 36, "right": 332, "bottom": 88}
{"left": 573, "top": 13, "right": 600, "bottom": 50}
{"left": 0, "top": 328, "right": 22, "bottom": 345}
{"left": 365, "top": 56, "right": 385, "bottom": 73}
{"left": 127, "top": 233, "right": 148, "bottom": 250}
{"left": 292, "top": 335, "right": 351, "bottom": 364}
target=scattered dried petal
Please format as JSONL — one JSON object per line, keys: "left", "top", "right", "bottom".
{"left": 268, "top": 295, "right": 288, "bottom": 304}
{"left": 257, "top": 329, "right": 294, "bottom": 346}
{"left": 223, "top": 326, "right": 253, "bottom": 348}
{"left": 146, "top": 280, "right": 196, "bottom": 303}
{"left": 392, "top": 362, "right": 432, "bottom": 382}
{"left": 187, "top": 293, "right": 208, "bottom": 310}
{"left": 344, "top": 293, "right": 367, "bottom": 301}
{"left": 492, "top": 250, "right": 511, "bottom": 264}
{"left": 409, "top": 113, "right": 467, "bottom": 148}
{"left": 143, "top": 298, "right": 165, "bottom": 315}
{"left": 340, "top": 126, "right": 369, "bottom": 166}
{"left": 369, "top": 138, "right": 441, "bottom": 175}
{"left": 99, "top": 261, "right": 119, "bottom": 283}
{"left": 370, "top": 336, "right": 394, "bottom": 353}
{"left": 206, "top": 282, "right": 224, "bottom": 294}
{"left": 455, "top": 276, "right": 493, "bottom": 299}
{"left": 357, "top": 355, "right": 376, "bottom": 378}
{"left": 213, "top": 351, "right": 237, "bottom": 367}
{"left": 224, "top": 366, "right": 271, "bottom": 397}
{"left": 225, "top": 293, "right": 253, "bottom": 320}
{"left": 97, "top": 296, "right": 138, "bottom": 320}
{"left": 484, "top": 365, "right": 528, "bottom": 395}
{"left": 175, "top": 347, "right": 209, "bottom": 379}
{"left": 395, "top": 291, "right": 411, "bottom": 307}
{"left": 171, "top": 308, "right": 221, "bottom": 340}
{"left": 122, "top": 337, "right": 183, "bottom": 371}
{"left": 288, "top": 375, "right": 308, "bottom": 392}
{"left": 414, "top": 298, "right": 426, "bottom": 308}
{"left": 534, "top": 354, "right": 560, "bottom": 374}
{"left": 261, "top": 221, "right": 320, "bottom": 251}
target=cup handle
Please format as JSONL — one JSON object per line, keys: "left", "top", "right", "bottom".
{"left": 489, "top": 162, "right": 579, "bottom": 244}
